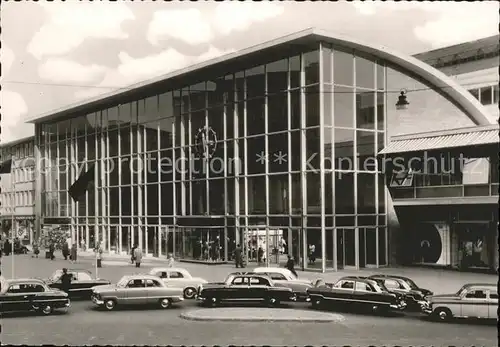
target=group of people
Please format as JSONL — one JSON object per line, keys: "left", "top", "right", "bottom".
{"left": 130, "top": 244, "right": 175, "bottom": 268}
{"left": 1, "top": 237, "right": 23, "bottom": 256}
{"left": 231, "top": 243, "right": 298, "bottom": 277}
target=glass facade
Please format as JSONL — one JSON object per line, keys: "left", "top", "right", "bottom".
{"left": 35, "top": 41, "right": 478, "bottom": 271}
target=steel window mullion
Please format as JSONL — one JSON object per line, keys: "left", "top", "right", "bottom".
{"left": 319, "top": 43, "right": 326, "bottom": 273}
{"left": 205, "top": 89, "right": 209, "bottom": 213}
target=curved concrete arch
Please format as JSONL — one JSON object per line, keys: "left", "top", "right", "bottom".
{"left": 26, "top": 27, "right": 492, "bottom": 125}
{"left": 313, "top": 28, "right": 491, "bottom": 126}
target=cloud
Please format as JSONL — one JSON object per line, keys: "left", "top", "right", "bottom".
{"left": 213, "top": 2, "right": 285, "bottom": 35}
{"left": 38, "top": 58, "right": 108, "bottom": 84}
{"left": 2, "top": 45, "right": 15, "bottom": 75}
{"left": 413, "top": 3, "right": 499, "bottom": 48}
{"left": 147, "top": 9, "right": 213, "bottom": 46}
{"left": 1, "top": 90, "right": 30, "bottom": 143}
{"left": 351, "top": 2, "right": 499, "bottom": 48}
{"left": 27, "top": 2, "right": 135, "bottom": 59}
{"left": 74, "top": 45, "right": 234, "bottom": 101}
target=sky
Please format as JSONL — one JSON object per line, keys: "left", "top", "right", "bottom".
{"left": 1, "top": 1, "right": 498, "bottom": 143}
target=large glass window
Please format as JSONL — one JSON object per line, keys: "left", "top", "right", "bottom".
{"left": 267, "top": 92, "right": 288, "bottom": 133}
{"left": 335, "top": 172, "right": 354, "bottom": 214}
{"left": 334, "top": 128, "right": 355, "bottom": 171}
{"left": 334, "top": 86, "right": 354, "bottom": 128}
{"left": 247, "top": 98, "right": 265, "bottom": 136}
{"left": 269, "top": 175, "right": 288, "bottom": 214}
{"left": 356, "top": 91, "right": 375, "bottom": 129}
{"left": 268, "top": 133, "right": 288, "bottom": 173}
{"left": 386, "top": 66, "right": 475, "bottom": 137}
{"left": 355, "top": 56, "right": 375, "bottom": 90}
{"left": 305, "top": 85, "right": 320, "bottom": 127}
{"left": 357, "top": 131, "right": 376, "bottom": 171}
{"left": 303, "top": 50, "right": 319, "bottom": 86}
{"left": 246, "top": 65, "right": 265, "bottom": 99}
{"left": 333, "top": 50, "right": 353, "bottom": 86}
{"left": 267, "top": 59, "right": 288, "bottom": 93}
{"left": 289, "top": 55, "right": 301, "bottom": 89}
{"left": 357, "top": 173, "right": 376, "bottom": 214}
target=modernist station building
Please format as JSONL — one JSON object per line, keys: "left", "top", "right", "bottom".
{"left": 27, "top": 29, "right": 492, "bottom": 271}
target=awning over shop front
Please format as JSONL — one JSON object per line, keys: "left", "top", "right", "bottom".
{"left": 379, "top": 124, "right": 499, "bottom": 155}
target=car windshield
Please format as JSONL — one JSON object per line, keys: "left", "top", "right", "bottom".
{"left": 49, "top": 270, "right": 63, "bottom": 281}
{"left": 117, "top": 277, "right": 129, "bottom": 287}
{"left": 456, "top": 285, "right": 469, "bottom": 296}
{"left": 369, "top": 279, "right": 388, "bottom": 292}
{"left": 404, "top": 278, "right": 419, "bottom": 290}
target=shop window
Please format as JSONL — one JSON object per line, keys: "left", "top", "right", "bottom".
{"left": 462, "top": 158, "right": 490, "bottom": 185}
{"left": 480, "top": 86, "right": 493, "bottom": 105}
{"left": 390, "top": 170, "right": 414, "bottom": 187}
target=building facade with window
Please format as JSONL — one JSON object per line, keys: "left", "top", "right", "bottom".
{"left": 381, "top": 124, "right": 499, "bottom": 273}
{"left": 413, "top": 35, "right": 499, "bottom": 123}
{"left": 0, "top": 137, "right": 36, "bottom": 245}
{"left": 26, "top": 29, "right": 491, "bottom": 272}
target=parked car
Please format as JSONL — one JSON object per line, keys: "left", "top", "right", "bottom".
{"left": 0, "top": 278, "right": 70, "bottom": 315}
{"left": 14, "top": 244, "right": 31, "bottom": 254}
{"left": 248, "top": 267, "right": 313, "bottom": 301}
{"left": 421, "top": 283, "right": 497, "bottom": 321}
{"left": 148, "top": 267, "right": 207, "bottom": 299}
{"left": 196, "top": 273, "right": 296, "bottom": 307}
{"left": 45, "top": 269, "right": 111, "bottom": 299}
{"left": 307, "top": 276, "right": 407, "bottom": 314}
{"left": 91, "top": 274, "right": 184, "bottom": 311}
{"left": 368, "top": 274, "right": 433, "bottom": 311}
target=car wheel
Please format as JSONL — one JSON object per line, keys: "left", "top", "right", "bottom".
{"left": 205, "top": 297, "right": 218, "bottom": 307}
{"left": 434, "top": 307, "right": 452, "bottom": 322}
{"left": 104, "top": 299, "right": 117, "bottom": 311}
{"left": 41, "top": 305, "right": 53, "bottom": 315}
{"left": 183, "top": 287, "right": 196, "bottom": 299}
{"left": 267, "top": 297, "right": 279, "bottom": 307}
{"left": 159, "top": 298, "right": 172, "bottom": 309}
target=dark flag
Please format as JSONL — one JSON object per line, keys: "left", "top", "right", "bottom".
{"left": 0, "top": 159, "right": 12, "bottom": 174}
{"left": 68, "top": 164, "right": 95, "bottom": 201}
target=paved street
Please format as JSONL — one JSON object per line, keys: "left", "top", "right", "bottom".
{"left": 0, "top": 254, "right": 497, "bottom": 346}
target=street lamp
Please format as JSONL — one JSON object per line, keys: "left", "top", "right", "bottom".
{"left": 396, "top": 89, "right": 410, "bottom": 110}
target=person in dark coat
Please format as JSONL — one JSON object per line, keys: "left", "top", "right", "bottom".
{"left": 62, "top": 242, "right": 70, "bottom": 260}
{"left": 4, "top": 239, "right": 11, "bottom": 256}
{"left": 233, "top": 244, "right": 244, "bottom": 268}
{"left": 285, "top": 255, "right": 298, "bottom": 278}
{"left": 60, "top": 268, "right": 72, "bottom": 294}
{"left": 49, "top": 242, "right": 55, "bottom": 260}
{"left": 70, "top": 243, "right": 77, "bottom": 263}
{"left": 131, "top": 244, "right": 137, "bottom": 264}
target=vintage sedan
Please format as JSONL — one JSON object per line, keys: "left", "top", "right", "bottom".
{"left": 0, "top": 278, "right": 70, "bottom": 315}
{"left": 307, "top": 276, "right": 407, "bottom": 314}
{"left": 368, "top": 274, "right": 433, "bottom": 311}
{"left": 46, "top": 269, "right": 111, "bottom": 299}
{"left": 197, "top": 273, "right": 296, "bottom": 307}
{"left": 148, "top": 267, "right": 207, "bottom": 299}
{"left": 422, "top": 283, "right": 497, "bottom": 321}
{"left": 91, "top": 274, "right": 184, "bottom": 311}
{"left": 252, "top": 267, "right": 313, "bottom": 301}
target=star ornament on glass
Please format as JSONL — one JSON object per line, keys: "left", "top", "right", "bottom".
{"left": 256, "top": 151, "right": 268, "bottom": 164}
{"left": 273, "top": 151, "right": 288, "bottom": 164}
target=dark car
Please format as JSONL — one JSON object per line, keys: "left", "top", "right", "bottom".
{"left": 196, "top": 273, "right": 296, "bottom": 307}
{"left": 46, "top": 269, "right": 111, "bottom": 299}
{"left": 0, "top": 278, "right": 70, "bottom": 315}
{"left": 368, "top": 274, "right": 433, "bottom": 311}
{"left": 307, "top": 276, "right": 407, "bottom": 314}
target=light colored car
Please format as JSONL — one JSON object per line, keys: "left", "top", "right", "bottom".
{"left": 148, "top": 267, "right": 208, "bottom": 299}
{"left": 252, "top": 267, "right": 313, "bottom": 301}
{"left": 91, "top": 274, "right": 184, "bottom": 311}
{"left": 422, "top": 283, "right": 498, "bottom": 321}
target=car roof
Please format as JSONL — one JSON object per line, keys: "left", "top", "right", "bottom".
{"left": 150, "top": 267, "right": 188, "bottom": 273}
{"left": 463, "top": 283, "right": 497, "bottom": 289}
{"left": 55, "top": 268, "right": 91, "bottom": 273}
{"left": 253, "top": 267, "right": 287, "bottom": 272}
{"left": 340, "top": 276, "right": 380, "bottom": 284}
{"left": 369, "top": 274, "right": 411, "bottom": 281}
{"left": 6, "top": 278, "right": 46, "bottom": 285}
{"left": 229, "top": 273, "right": 272, "bottom": 279}
{"left": 121, "top": 274, "right": 162, "bottom": 281}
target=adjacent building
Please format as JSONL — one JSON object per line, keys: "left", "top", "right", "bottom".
{"left": 0, "top": 136, "right": 36, "bottom": 245}
{"left": 25, "top": 28, "right": 492, "bottom": 271}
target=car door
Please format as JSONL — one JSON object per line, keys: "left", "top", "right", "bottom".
{"left": 125, "top": 279, "right": 148, "bottom": 305}
{"left": 332, "top": 280, "right": 355, "bottom": 304}
{"left": 145, "top": 279, "right": 164, "bottom": 304}
{"left": 167, "top": 271, "right": 187, "bottom": 288}
{"left": 3, "top": 284, "right": 29, "bottom": 312}
{"left": 73, "top": 271, "right": 93, "bottom": 297}
{"left": 248, "top": 276, "right": 268, "bottom": 300}
{"left": 487, "top": 290, "right": 498, "bottom": 319}
{"left": 354, "top": 281, "right": 377, "bottom": 305}
{"left": 155, "top": 270, "right": 169, "bottom": 286}
{"left": 461, "top": 289, "right": 489, "bottom": 318}
{"left": 228, "top": 276, "right": 249, "bottom": 300}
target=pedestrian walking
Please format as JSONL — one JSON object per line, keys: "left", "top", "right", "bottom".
{"left": 285, "top": 255, "right": 298, "bottom": 278}
{"left": 33, "top": 241, "right": 40, "bottom": 258}
{"left": 133, "top": 246, "right": 143, "bottom": 268}
{"left": 4, "top": 239, "right": 11, "bottom": 256}
{"left": 167, "top": 253, "right": 175, "bottom": 268}
{"left": 62, "top": 242, "right": 70, "bottom": 260}
{"left": 49, "top": 242, "right": 55, "bottom": 260}
{"left": 131, "top": 244, "right": 137, "bottom": 264}
{"left": 60, "top": 268, "right": 72, "bottom": 294}
{"left": 70, "top": 243, "right": 77, "bottom": 263}
{"left": 233, "top": 244, "right": 244, "bottom": 268}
